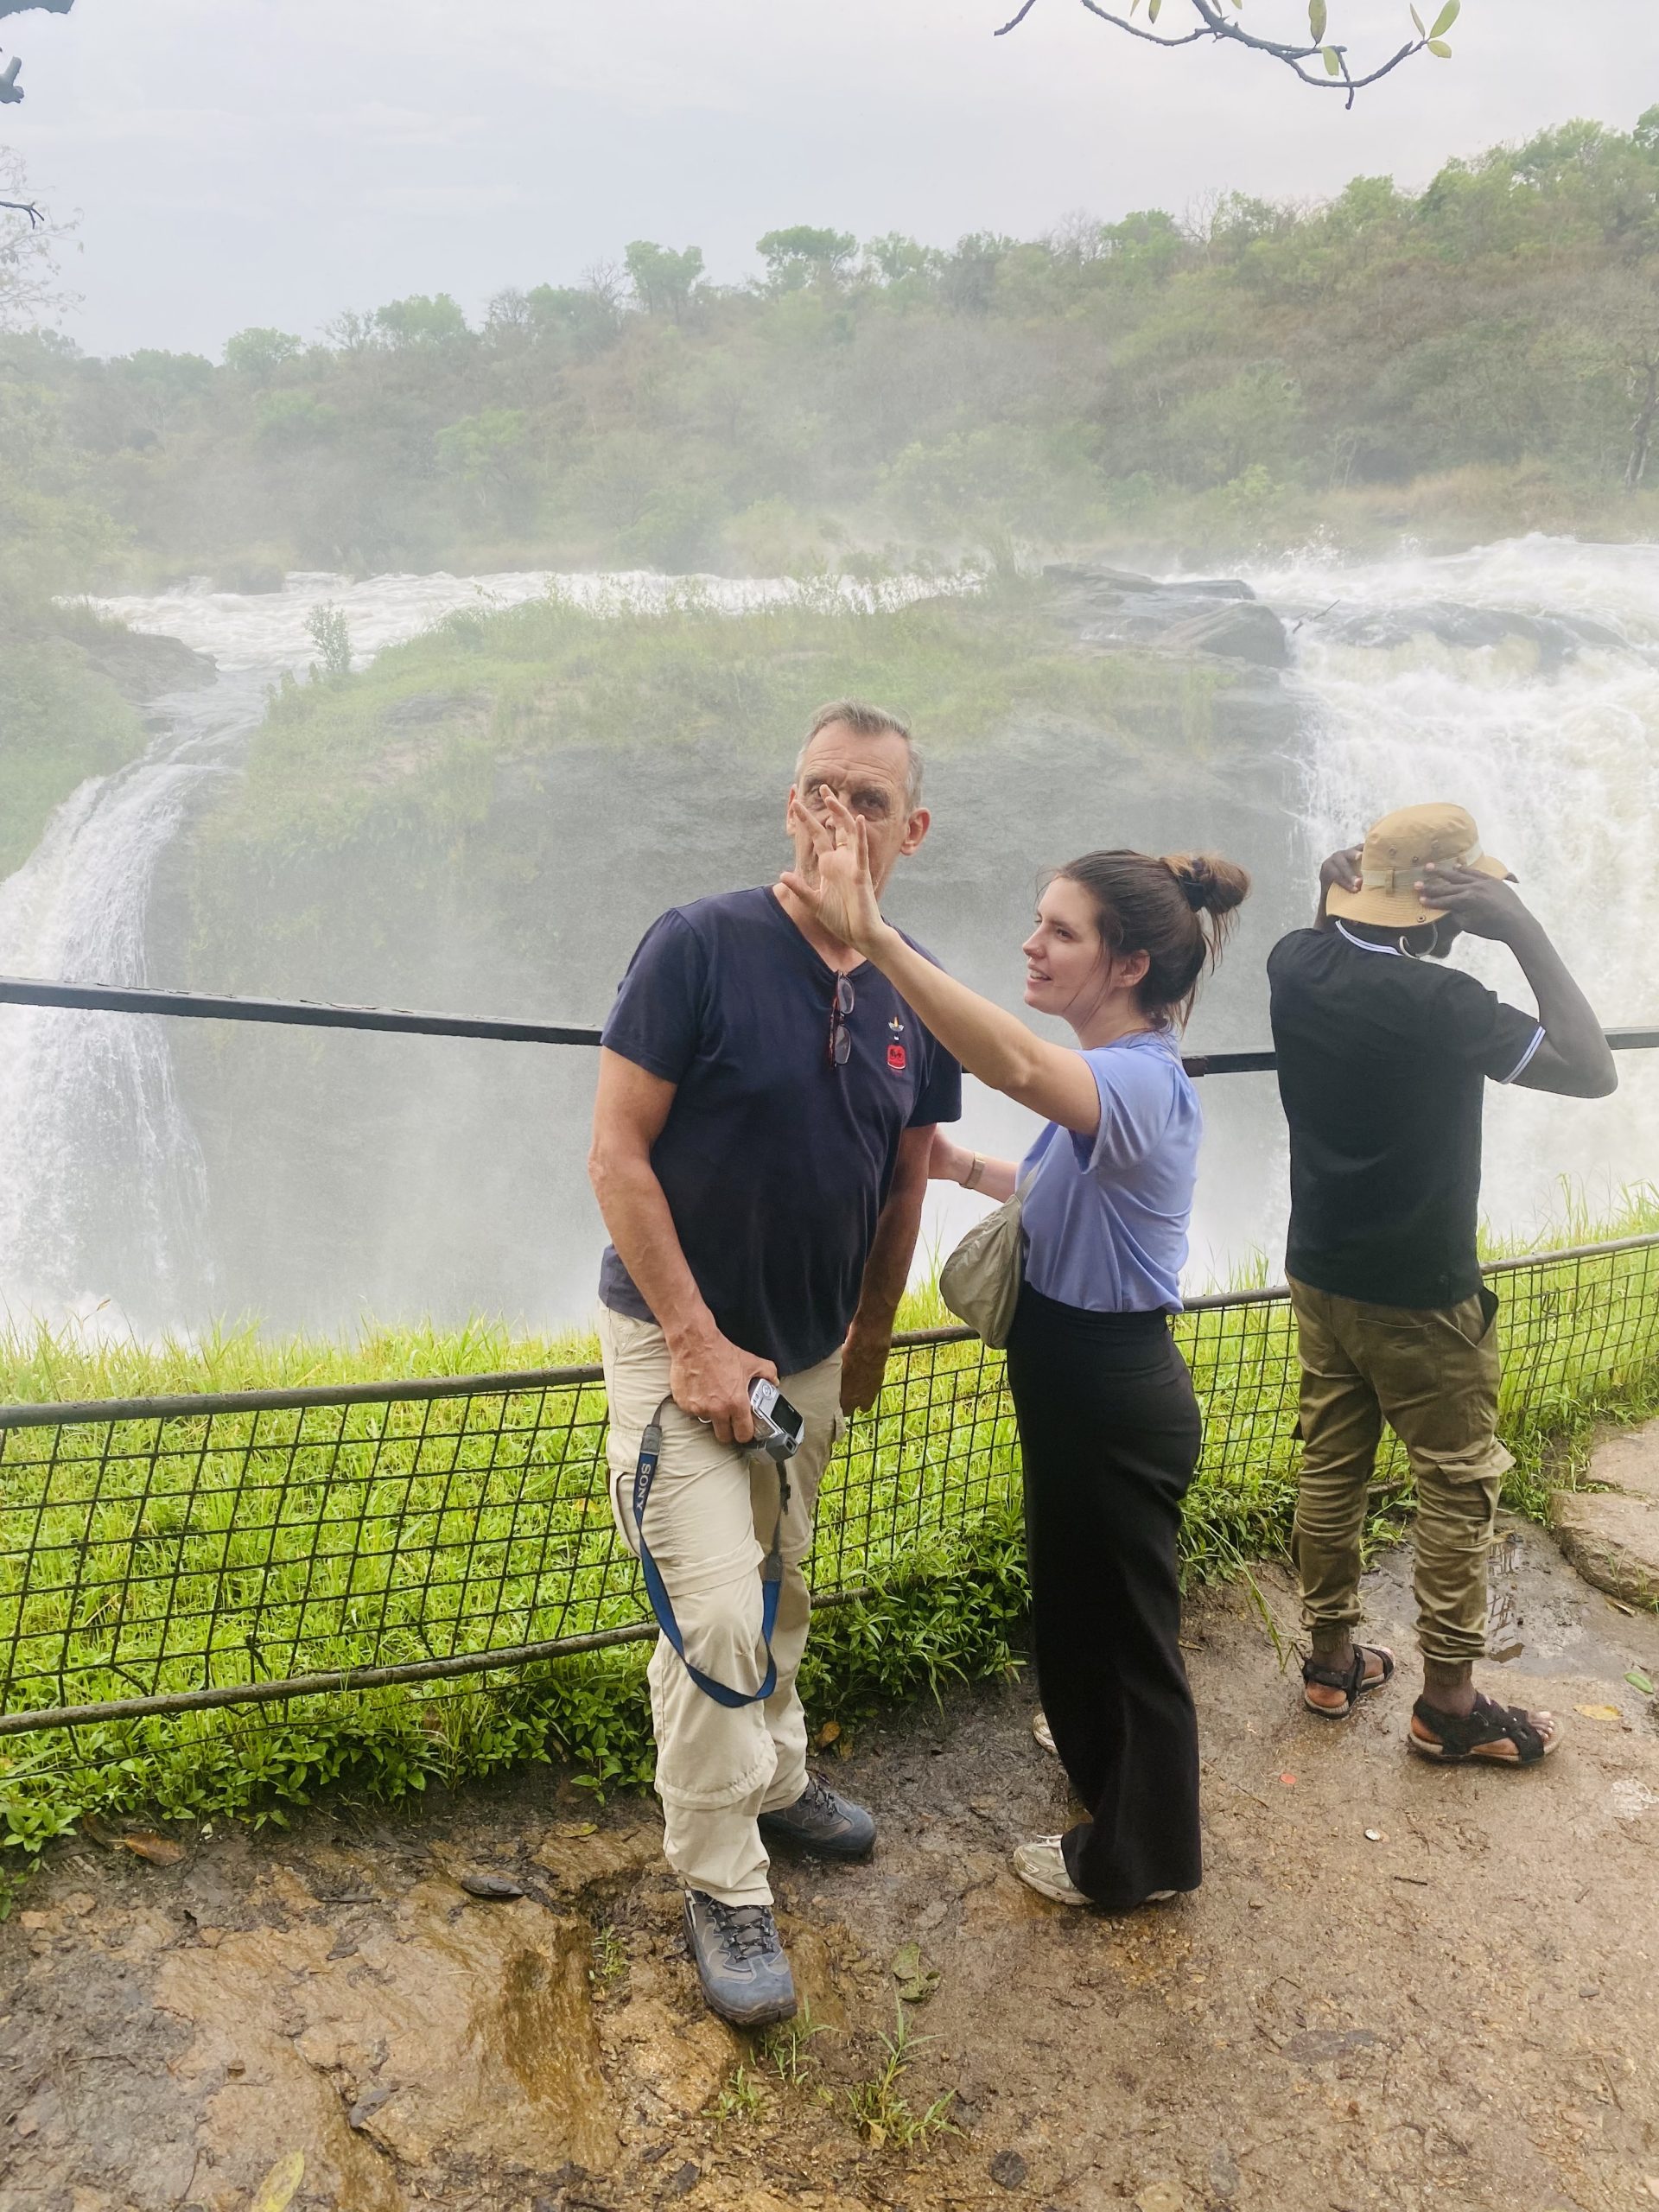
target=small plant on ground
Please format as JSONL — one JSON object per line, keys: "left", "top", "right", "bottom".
{"left": 760, "top": 2002, "right": 827, "bottom": 2090}
{"left": 705, "top": 2061, "right": 767, "bottom": 2131}
{"left": 589, "top": 1922, "right": 627, "bottom": 1993}
{"left": 844, "top": 2000, "right": 957, "bottom": 2152}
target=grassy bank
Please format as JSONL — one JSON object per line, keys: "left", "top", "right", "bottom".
{"left": 0, "top": 608, "right": 151, "bottom": 880}
{"left": 198, "top": 575, "right": 1233, "bottom": 864}
{"left": 3, "top": 1214, "right": 1657, "bottom": 1877}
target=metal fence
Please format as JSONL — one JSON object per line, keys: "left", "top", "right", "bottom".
{"left": 3, "top": 1234, "right": 1656, "bottom": 1742}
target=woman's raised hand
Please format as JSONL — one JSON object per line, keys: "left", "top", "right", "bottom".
{"left": 781, "top": 785, "right": 889, "bottom": 954}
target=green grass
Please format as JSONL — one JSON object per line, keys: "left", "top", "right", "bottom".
{"left": 198, "top": 571, "right": 1235, "bottom": 864}
{"left": 1, "top": 1216, "right": 1656, "bottom": 1870}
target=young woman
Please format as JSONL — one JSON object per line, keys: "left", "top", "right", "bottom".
{"left": 783, "top": 788, "right": 1249, "bottom": 1910}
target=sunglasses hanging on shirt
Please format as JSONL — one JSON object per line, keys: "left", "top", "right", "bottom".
{"left": 828, "top": 976, "right": 855, "bottom": 1068}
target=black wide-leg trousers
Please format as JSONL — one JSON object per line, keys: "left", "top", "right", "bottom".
{"left": 1005, "top": 1282, "right": 1204, "bottom": 1910}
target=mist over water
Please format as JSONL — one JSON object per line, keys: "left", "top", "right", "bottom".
{"left": 0, "top": 537, "right": 1653, "bottom": 1342}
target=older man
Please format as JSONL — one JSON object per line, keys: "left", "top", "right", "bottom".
{"left": 588, "top": 700, "right": 960, "bottom": 2025}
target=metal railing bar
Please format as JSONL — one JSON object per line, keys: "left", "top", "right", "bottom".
{"left": 3, "top": 1232, "right": 1655, "bottom": 1432}
{"left": 4, "top": 976, "right": 1654, "bottom": 1070}
{"left": 0, "top": 1583, "right": 882, "bottom": 1736}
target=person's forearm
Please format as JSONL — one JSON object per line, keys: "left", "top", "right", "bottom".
{"left": 588, "top": 1148, "right": 718, "bottom": 1351}
{"left": 930, "top": 1132, "right": 1020, "bottom": 1202}
{"left": 1508, "top": 915, "right": 1618, "bottom": 1092}
{"left": 849, "top": 1167, "right": 927, "bottom": 1350}
{"left": 863, "top": 924, "right": 1047, "bottom": 1097}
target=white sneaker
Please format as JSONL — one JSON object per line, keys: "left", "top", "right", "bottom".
{"left": 1032, "top": 1708, "right": 1056, "bottom": 1755}
{"left": 1012, "top": 1835, "right": 1090, "bottom": 1904}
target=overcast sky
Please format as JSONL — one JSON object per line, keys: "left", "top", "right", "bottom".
{"left": 9, "top": 0, "right": 1659, "bottom": 359}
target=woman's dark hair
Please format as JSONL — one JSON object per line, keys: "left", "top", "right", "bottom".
{"left": 1053, "top": 849, "right": 1251, "bottom": 1027}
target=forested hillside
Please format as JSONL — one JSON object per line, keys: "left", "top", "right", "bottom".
{"left": 8, "top": 111, "right": 1659, "bottom": 585}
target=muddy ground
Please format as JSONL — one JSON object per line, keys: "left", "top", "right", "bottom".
{"left": 4, "top": 1515, "right": 1659, "bottom": 2212}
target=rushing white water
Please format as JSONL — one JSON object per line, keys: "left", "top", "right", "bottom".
{"left": 0, "top": 567, "right": 946, "bottom": 1336}
{"left": 1243, "top": 535, "right": 1659, "bottom": 1246}
{"left": 0, "top": 538, "right": 1653, "bottom": 1338}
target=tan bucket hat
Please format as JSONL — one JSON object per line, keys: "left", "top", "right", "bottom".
{"left": 1325, "top": 802, "right": 1513, "bottom": 929}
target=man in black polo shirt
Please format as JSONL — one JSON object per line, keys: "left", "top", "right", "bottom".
{"left": 1268, "top": 803, "right": 1615, "bottom": 1770}
{"left": 588, "top": 700, "right": 960, "bottom": 2025}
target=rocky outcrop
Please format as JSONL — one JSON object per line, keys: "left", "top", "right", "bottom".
{"left": 67, "top": 615, "right": 218, "bottom": 703}
{"left": 1550, "top": 1426, "right": 1659, "bottom": 1606}
{"left": 1042, "top": 562, "right": 1291, "bottom": 667}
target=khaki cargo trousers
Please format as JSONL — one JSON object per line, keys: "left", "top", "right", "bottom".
{"left": 1287, "top": 1279, "right": 1512, "bottom": 1667}
{"left": 598, "top": 1307, "right": 844, "bottom": 1908}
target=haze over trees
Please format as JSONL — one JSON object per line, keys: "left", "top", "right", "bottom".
{"left": 5, "top": 111, "right": 1659, "bottom": 588}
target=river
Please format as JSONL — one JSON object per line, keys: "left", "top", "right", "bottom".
{"left": 0, "top": 537, "right": 1653, "bottom": 1342}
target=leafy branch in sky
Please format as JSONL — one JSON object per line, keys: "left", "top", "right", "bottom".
{"left": 995, "top": 0, "right": 1461, "bottom": 107}
{"left": 0, "top": 0, "right": 75, "bottom": 108}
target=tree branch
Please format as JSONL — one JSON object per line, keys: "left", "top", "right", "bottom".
{"left": 996, "top": 0, "right": 1427, "bottom": 98}
{"left": 0, "top": 196, "right": 44, "bottom": 225}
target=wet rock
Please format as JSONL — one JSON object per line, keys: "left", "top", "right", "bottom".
{"left": 1549, "top": 1491, "right": 1659, "bottom": 1607}
{"left": 460, "top": 1872, "right": 528, "bottom": 1900}
{"left": 156, "top": 1878, "right": 617, "bottom": 2198}
{"left": 1151, "top": 599, "right": 1290, "bottom": 668}
{"left": 1583, "top": 1428, "right": 1659, "bottom": 1506}
{"left": 70, "top": 620, "right": 219, "bottom": 702}
{"left": 989, "top": 2146, "right": 1029, "bottom": 2188}
{"left": 1208, "top": 2142, "right": 1242, "bottom": 2201}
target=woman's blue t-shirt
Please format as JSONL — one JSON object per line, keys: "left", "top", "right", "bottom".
{"left": 1018, "top": 1028, "right": 1200, "bottom": 1313}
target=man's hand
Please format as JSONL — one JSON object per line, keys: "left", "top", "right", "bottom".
{"left": 667, "top": 1326, "right": 777, "bottom": 1446}
{"left": 1415, "top": 865, "right": 1529, "bottom": 943}
{"left": 1320, "top": 844, "right": 1363, "bottom": 894}
{"left": 839, "top": 1325, "right": 892, "bottom": 1416}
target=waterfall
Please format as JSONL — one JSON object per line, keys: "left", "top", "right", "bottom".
{"left": 1247, "top": 536, "right": 1659, "bottom": 1245}
{"left": 0, "top": 568, "right": 938, "bottom": 1335}
{"left": 1, "top": 539, "right": 1651, "bottom": 1337}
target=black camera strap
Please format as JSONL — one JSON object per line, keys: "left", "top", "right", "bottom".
{"left": 632, "top": 1395, "right": 792, "bottom": 1710}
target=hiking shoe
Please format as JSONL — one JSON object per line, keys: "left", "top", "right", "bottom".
{"left": 1032, "top": 1708, "right": 1056, "bottom": 1755}
{"left": 683, "top": 1891, "right": 797, "bottom": 2028}
{"left": 1012, "top": 1834, "right": 1090, "bottom": 1905}
{"left": 758, "top": 1773, "right": 876, "bottom": 1859}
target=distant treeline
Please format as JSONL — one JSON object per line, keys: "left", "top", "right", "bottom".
{"left": 10, "top": 111, "right": 1659, "bottom": 585}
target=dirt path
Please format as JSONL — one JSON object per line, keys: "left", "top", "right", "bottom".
{"left": 4, "top": 1513, "right": 1659, "bottom": 2212}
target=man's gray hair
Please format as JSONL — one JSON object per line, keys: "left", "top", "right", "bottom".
{"left": 795, "top": 699, "right": 925, "bottom": 812}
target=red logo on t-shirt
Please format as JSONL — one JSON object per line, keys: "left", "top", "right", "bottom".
{"left": 887, "top": 1043, "right": 907, "bottom": 1071}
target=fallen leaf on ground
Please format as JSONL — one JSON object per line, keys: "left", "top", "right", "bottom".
{"left": 1574, "top": 1704, "right": 1623, "bottom": 1723}
{"left": 1279, "top": 1772, "right": 1297, "bottom": 1786}
{"left": 550, "top": 1821, "right": 598, "bottom": 1839}
{"left": 1625, "top": 1668, "right": 1655, "bottom": 1696}
{"left": 251, "top": 2150, "right": 305, "bottom": 2212}
{"left": 890, "top": 1940, "right": 941, "bottom": 2004}
{"left": 118, "top": 1830, "right": 186, "bottom": 1866}
{"left": 813, "top": 1720, "right": 842, "bottom": 1749}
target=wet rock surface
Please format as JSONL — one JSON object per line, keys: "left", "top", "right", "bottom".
{"left": 1552, "top": 1427, "right": 1659, "bottom": 1608}
{"left": 1042, "top": 563, "right": 1291, "bottom": 668}
{"left": 5, "top": 1520, "right": 1659, "bottom": 2211}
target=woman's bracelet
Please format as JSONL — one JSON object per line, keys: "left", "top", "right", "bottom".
{"left": 961, "top": 1152, "right": 987, "bottom": 1192}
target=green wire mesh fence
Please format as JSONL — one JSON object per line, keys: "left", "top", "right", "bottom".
{"left": 3, "top": 1233, "right": 1656, "bottom": 1745}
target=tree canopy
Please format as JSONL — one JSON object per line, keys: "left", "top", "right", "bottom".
{"left": 8, "top": 114, "right": 1659, "bottom": 583}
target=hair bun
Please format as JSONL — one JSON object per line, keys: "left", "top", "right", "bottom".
{"left": 1162, "top": 852, "right": 1251, "bottom": 919}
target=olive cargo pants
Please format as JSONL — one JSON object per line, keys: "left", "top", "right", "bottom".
{"left": 598, "top": 1307, "right": 844, "bottom": 1908}
{"left": 1287, "top": 1278, "right": 1511, "bottom": 1666}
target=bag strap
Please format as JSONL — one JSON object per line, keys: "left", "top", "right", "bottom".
{"left": 632, "top": 1395, "right": 790, "bottom": 1710}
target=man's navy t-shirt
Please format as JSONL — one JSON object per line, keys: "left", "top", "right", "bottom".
{"left": 597, "top": 887, "right": 963, "bottom": 1376}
